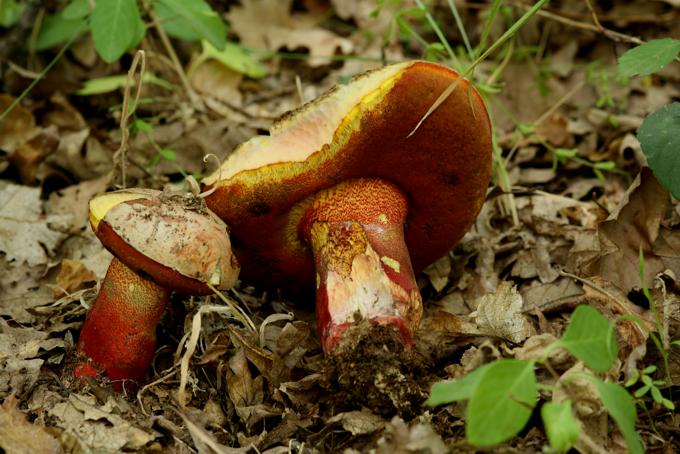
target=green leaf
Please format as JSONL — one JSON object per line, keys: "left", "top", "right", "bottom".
{"left": 153, "top": 0, "right": 227, "bottom": 50}
{"left": 541, "top": 401, "right": 580, "bottom": 453}
{"left": 556, "top": 305, "right": 617, "bottom": 372}
{"left": 662, "top": 398, "right": 675, "bottom": 410}
{"left": 0, "top": 0, "right": 24, "bottom": 27}
{"left": 132, "top": 119, "right": 152, "bottom": 134}
{"left": 196, "top": 40, "right": 268, "bottom": 79}
{"left": 638, "top": 103, "right": 680, "bottom": 199}
{"left": 63, "top": 0, "right": 91, "bottom": 20}
{"left": 642, "top": 365, "right": 657, "bottom": 375}
{"left": 590, "top": 378, "right": 644, "bottom": 454}
{"left": 633, "top": 385, "right": 649, "bottom": 398}
{"left": 91, "top": 0, "right": 143, "bottom": 63}
{"left": 466, "top": 359, "right": 537, "bottom": 447}
{"left": 624, "top": 369, "right": 640, "bottom": 387}
{"left": 618, "top": 39, "right": 680, "bottom": 78}
{"left": 35, "top": 14, "right": 87, "bottom": 51}
{"left": 129, "top": 10, "right": 147, "bottom": 50}
{"left": 76, "top": 73, "right": 174, "bottom": 95}
{"left": 158, "top": 148, "right": 176, "bottom": 160}
{"left": 425, "top": 364, "right": 490, "bottom": 407}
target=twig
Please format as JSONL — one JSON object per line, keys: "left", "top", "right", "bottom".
{"left": 149, "top": 9, "right": 204, "bottom": 112}
{"left": 533, "top": 80, "right": 586, "bottom": 128}
{"left": 109, "top": 50, "right": 146, "bottom": 189}
{"left": 582, "top": 0, "right": 643, "bottom": 45}
{"left": 532, "top": 5, "right": 643, "bottom": 45}
{"left": 558, "top": 270, "right": 627, "bottom": 307}
{"left": 137, "top": 367, "right": 178, "bottom": 415}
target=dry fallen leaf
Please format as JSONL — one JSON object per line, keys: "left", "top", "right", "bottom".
{"left": 373, "top": 416, "right": 448, "bottom": 454}
{"left": 53, "top": 258, "right": 97, "bottom": 298}
{"left": 0, "top": 260, "right": 57, "bottom": 323}
{"left": 191, "top": 59, "right": 243, "bottom": 105}
{"left": 46, "top": 176, "right": 109, "bottom": 233}
{"left": 48, "top": 394, "right": 156, "bottom": 452}
{"left": 9, "top": 125, "right": 60, "bottom": 184}
{"left": 586, "top": 168, "right": 680, "bottom": 291}
{"left": 472, "top": 281, "right": 536, "bottom": 344}
{"left": 227, "top": 0, "right": 353, "bottom": 67}
{"left": 0, "top": 319, "right": 64, "bottom": 398}
{"left": 521, "top": 277, "right": 584, "bottom": 312}
{"left": 327, "top": 409, "right": 386, "bottom": 436}
{"left": 423, "top": 255, "right": 451, "bottom": 292}
{"left": 226, "top": 347, "right": 276, "bottom": 428}
{"left": 0, "top": 94, "right": 38, "bottom": 152}
{"left": 0, "top": 182, "right": 71, "bottom": 267}
{"left": 0, "top": 394, "right": 62, "bottom": 454}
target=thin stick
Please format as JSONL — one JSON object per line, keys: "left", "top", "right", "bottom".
{"left": 534, "top": 5, "right": 643, "bottom": 45}
{"left": 110, "top": 50, "right": 146, "bottom": 188}
{"left": 149, "top": 9, "right": 204, "bottom": 111}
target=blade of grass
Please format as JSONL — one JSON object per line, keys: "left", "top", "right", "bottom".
{"left": 408, "top": 0, "right": 551, "bottom": 138}
{"left": 476, "top": 0, "right": 503, "bottom": 57}
{"left": 447, "top": 0, "right": 473, "bottom": 58}
{"left": 415, "top": 0, "right": 460, "bottom": 70}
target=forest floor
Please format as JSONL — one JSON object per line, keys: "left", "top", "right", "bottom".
{"left": 1, "top": 1, "right": 679, "bottom": 453}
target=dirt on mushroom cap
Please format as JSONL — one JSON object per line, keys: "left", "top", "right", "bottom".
{"left": 91, "top": 189, "right": 240, "bottom": 294}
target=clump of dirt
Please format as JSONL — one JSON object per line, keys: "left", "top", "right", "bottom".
{"left": 324, "top": 321, "right": 429, "bottom": 417}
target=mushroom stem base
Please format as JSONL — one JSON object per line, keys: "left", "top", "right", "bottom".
{"left": 75, "top": 257, "right": 169, "bottom": 389}
{"left": 302, "top": 178, "right": 422, "bottom": 353}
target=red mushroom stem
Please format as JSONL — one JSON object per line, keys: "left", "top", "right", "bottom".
{"left": 75, "top": 257, "right": 169, "bottom": 388}
{"left": 298, "top": 178, "right": 422, "bottom": 352}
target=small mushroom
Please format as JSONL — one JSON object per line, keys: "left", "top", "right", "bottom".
{"left": 202, "top": 61, "right": 492, "bottom": 353}
{"left": 74, "top": 189, "right": 239, "bottom": 388}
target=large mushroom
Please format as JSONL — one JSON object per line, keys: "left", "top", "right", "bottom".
{"left": 74, "top": 189, "right": 240, "bottom": 389}
{"left": 202, "top": 61, "right": 492, "bottom": 355}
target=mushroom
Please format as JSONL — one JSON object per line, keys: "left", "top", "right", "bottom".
{"left": 74, "top": 189, "right": 240, "bottom": 389}
{"left": 202, "top": 61, "right": 492, "bottom": 354}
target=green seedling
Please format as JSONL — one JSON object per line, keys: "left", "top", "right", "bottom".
{"left": 427, "top": 305, "right": 644, "bottom": 453}
{"left": 625, "top": 365, "right": 675, "bottom": 411}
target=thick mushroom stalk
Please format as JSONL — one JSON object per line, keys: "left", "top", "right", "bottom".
{"left": 202, "top": 61, "right": 493, "bottom": 359}
{"left": 74, "top": 189, "right": 239, "bottom": 390}
{"left": 75, "top": 257, "right": 170, "bottom": 384}
{"left": 298, "top": 178, "right": 421, "bottom": 352}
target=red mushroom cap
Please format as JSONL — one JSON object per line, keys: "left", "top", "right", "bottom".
{"left": 203, "top": 61, "right": 492, "bottom": 292}
{"left": 90, "top": 189, "right": 240, "bottom": 294}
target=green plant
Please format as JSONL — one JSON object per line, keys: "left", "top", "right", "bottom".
{"left": 625, "top": 365, "right": 675, "bottom": 411}
{"left": 0, "top": 0, "right": 23, "bottom": 27}
{"left": 30, "top": 0, "right": 266, "bottom": 83}
{"left": 37, "top": 0, "right": 224, "bottom": 62}
{"left": 129, "top": 118, "right": 182, "bottom": 173}
{"left": 618, "top": 39, "right": 680, "bottom": 199}
{"left": 426, "top": 305, "right": 644, "bottom": 453}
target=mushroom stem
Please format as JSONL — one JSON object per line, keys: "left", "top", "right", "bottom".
{"left": 299, "top": 178, "right": 423, "bottom": 352}
{"left": 75, "top": 257, "right": 170, "bottom": 388}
